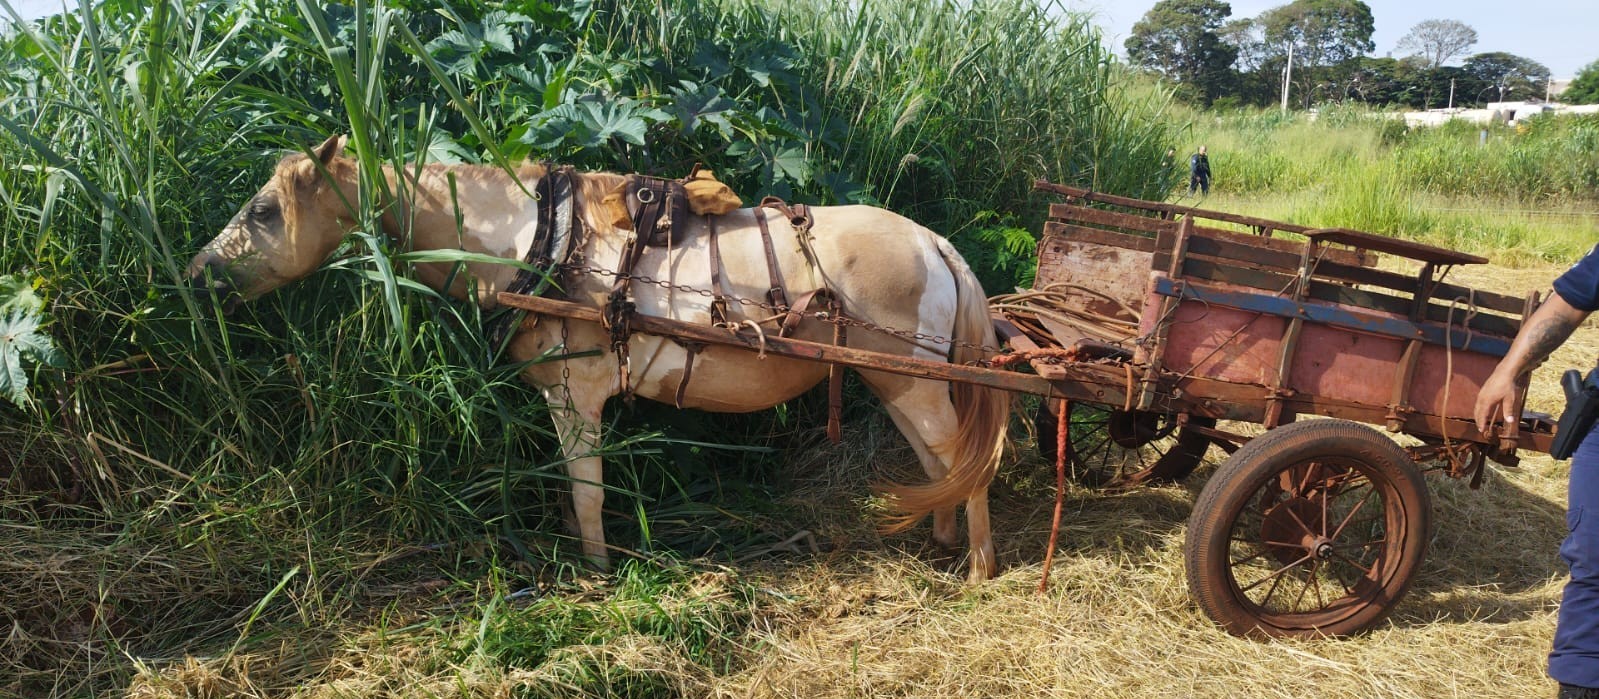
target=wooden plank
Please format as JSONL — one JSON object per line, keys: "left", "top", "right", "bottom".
{"left": 1156, "top": 254, "right": 1522, "bottom": 337}
{"left": 1305, "top": 227, "right": 1486, "bottom": 265}
{"left": 1035, "top": 180, "right": 1318, "bottom": 233}
{"left": 1161, "top": 373, "right": 1553, "bottom": 453}
{"left": 1049, "top": 203, "right": 1368, "bottom": 268}
{"left": 1048, "top": 203, "right": 1174, "bottom": 236}
{"left": 992, "top": 315, "right": 1069, "bottom": 381}
{"left": 1150, "top": 275, "right": 1512, "bottom": 355}
{"left": 1181, "top": 233, "right": 1302, "bottom": 274}
{"left": 1316, "top": 260, "right": 1526, "bottom": 314}
{"left": 1193, "top": 225, "right": 1369, "bottom": 268}
{"left": 1041, "top": 221, "right": 1158, "bottom": 252}
{"left": 1159, "top": 254, "right": 1395, "bottom": 309}
{"left": 1033, "top": 231, "right": 1153, "bottom": 318}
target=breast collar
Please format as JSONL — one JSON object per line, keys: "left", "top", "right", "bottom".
{"left": 488, "top": 165, "right": 577, "bottom": 353}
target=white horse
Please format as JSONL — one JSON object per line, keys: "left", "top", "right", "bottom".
{"left": 188, "top": 136, "right": 1009, "bottom": 581}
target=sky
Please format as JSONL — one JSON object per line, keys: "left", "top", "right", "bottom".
{"left": 9, "top": 0, "right": 1597, "bottom": 78}
{"left": 1073, "top": 0, "right": 1597, "bottom": 78}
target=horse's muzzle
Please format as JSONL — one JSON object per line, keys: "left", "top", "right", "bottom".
{"left": 185, "top": 255, "right": 240, "bottom": 313}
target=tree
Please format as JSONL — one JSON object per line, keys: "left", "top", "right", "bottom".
{"left": 1393, "top": 19, "right": 1477, "bottom": 69}
{"left": 1125, "top": 0, "right": 1238, "bottom": 105}
{"left": 1260, "top": 0, "right": 1375, "bottom": 106}
{"left": 1219, "top": 17, "right": 1267, "bottom": 73}
{"left": 1462, "top": 52, "right": 1551, "bottom": 103}
{"left": 1564, "top": 60, "right": 1599, "bottom": 104}
{"left": 1217, "top": 17, "right": 1280, "bottom": 105}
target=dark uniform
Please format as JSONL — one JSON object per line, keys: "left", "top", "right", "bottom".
{"left": 1188, "top": 151, "right": 1210, "bottom": 195}
{"left": 1551, "top": 243, "right": 1599, "bottom": 694}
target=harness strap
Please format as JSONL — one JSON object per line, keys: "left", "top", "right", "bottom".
{"left": 706, "top": 216, "right": 730, "bottom": 326}
{"left": 752, "top": 208, "right": 791, "bottom": 314}
{"left": 780, "top": 288, "right": 825, "bottom": 338}
{"left": 674, "top": 341, "right": 705, "bottom": 409}
{"left": 772, "top": 288, "right": 846, "bottom": 443}
{"left": 490, "top": 166, "right": 575, "bottom": 352}
{"left": 827, "top": 295, "right": 845, "bottom": 444}
{"left": 759, "top": 196, "right": 823, "bottom": 292}
{"left": 603, "top": 183, "right": 671, "bottom": 400}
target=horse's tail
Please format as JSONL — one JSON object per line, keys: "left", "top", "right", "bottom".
{"left": 878, "top": 234, "right": 1009, "bottom": 533}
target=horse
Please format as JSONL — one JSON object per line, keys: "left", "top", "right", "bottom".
{"left": 187, "top": 136, "right": 1010, "bottom": 582}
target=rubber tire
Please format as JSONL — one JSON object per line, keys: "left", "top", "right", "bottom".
{"left": 1184, "top": 419, "right": 1432, "bottom": 639}
{"left": 1034, "top": 400, "right": 1216, "bottom": 486}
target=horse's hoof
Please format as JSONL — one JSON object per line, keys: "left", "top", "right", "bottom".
{"left": 965, "top": 560, "right": 999, "bottom": 583}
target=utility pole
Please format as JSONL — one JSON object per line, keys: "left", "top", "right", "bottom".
{"left": 1448, "top": 78, "right": 1455, "bottom": 110}
{"left": 1280, "top": 43, "right": 1294, "bottom": 113}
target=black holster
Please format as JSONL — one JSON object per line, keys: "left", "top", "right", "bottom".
{"left": 1551, "top": 366, "right": 1599, "bottom": 460}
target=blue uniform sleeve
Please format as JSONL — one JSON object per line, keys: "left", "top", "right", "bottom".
{"left": 1554, "top": 243, "right": 1599, "bottom": 312}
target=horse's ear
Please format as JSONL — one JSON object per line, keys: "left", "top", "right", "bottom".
{"left": 313, "top": 134, "right": 346, "bottom": 165}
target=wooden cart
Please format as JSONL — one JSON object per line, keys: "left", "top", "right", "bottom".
{"left": 1011, "top": 180, "right": 1553, "bottom": 638}
{"left": 497, "top": 181, "right": 1556, "bottom": 640}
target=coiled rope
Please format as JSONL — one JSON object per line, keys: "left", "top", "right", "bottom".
{"left": 988, "top": 283, "right": 1141, "bottom": 345}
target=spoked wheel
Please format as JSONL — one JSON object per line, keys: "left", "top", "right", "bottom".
{"left": 1184, "top": 419, "right": 1432, "bottom": 639}
{"left": 1034, "top": 399, "right": 1216, "bottom": 488}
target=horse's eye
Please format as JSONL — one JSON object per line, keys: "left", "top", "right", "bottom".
{"left": 249, "top": 201, "right": 277, "bottom": 219}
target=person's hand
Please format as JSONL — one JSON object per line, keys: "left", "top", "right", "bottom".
{"left": 1471, "top": 292, "right": 1589, "bottom": 435}
{"left": 1474, "top": 368, "right": 1521, "bottom": 434}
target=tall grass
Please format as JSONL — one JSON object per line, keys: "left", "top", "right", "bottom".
{"left": 1179, "top": 104, "right": 1599, "bottom": 262}
{"left": 0, "top": 0, "right": 1178, "bottom": 694}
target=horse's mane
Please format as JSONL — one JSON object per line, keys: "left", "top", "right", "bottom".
{"left": 278, "top": 154, "right": 631, "bottom": 238}
{"left": 402, "top": 161, "right": 628, "bottom": 237}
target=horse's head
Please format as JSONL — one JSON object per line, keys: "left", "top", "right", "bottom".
{"left": 186, "top": 135, "right": 353, "bottom": 304}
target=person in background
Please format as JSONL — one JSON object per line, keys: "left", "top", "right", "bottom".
{"left": 1475, "top": 243, "right": 1599, "bottom": 699}
{"left": 1188, "top": 145, "right": 1211, "bottom": 196}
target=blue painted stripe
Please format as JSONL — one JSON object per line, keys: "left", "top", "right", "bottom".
{"left": 1152, "top": 276, "right": 1511, "bottom": 357}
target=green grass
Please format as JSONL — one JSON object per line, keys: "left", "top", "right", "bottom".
{"left": 1177, "top": 105, "right": 1599, "bottom": 263}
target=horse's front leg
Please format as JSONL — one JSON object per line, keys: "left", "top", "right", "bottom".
{"left": 544, "top": 385, "right": 610, "bottom": 570}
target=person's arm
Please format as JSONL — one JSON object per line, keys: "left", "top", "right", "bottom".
{"left": 1474, "top": 292, "right": 1591, "bottom": 432}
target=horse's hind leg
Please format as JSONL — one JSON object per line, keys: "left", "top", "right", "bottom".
{"left": 860, "top": 371, "right": 994, "bottom": 581}
{"left": 879, "top": 399, "right": 958, "bottom": 550}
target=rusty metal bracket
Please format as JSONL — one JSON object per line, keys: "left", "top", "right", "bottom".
{"left": 1405, "top": 441, "right": 1491, "bottom": 488}
{"left": 1383, "top": 402, "right": 1417, "bottom": 433}
{"left": 1180, "top": 420, "right": 1252, "bottom": 455}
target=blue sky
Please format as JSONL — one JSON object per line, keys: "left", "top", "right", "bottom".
{"left": 10, "top": 0, "right": 1597, "bottom": 78}
{"left": 1076, "top": 0, "right": 1597, "bottom": 78}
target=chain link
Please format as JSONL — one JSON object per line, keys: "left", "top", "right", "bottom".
{"left": 557, "top": 261, "right": 1006, "bottom": 358}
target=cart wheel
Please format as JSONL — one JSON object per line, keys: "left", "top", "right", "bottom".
{"left": 1184, "top": 419, "right": 1431, "bottom": 639}
{"left": 1034, "top": 400, "right": 1216, "bottom": 488}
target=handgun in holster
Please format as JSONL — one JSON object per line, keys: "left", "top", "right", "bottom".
{"left": 1551, "top": 365, "right": 1599, "bottom": 460}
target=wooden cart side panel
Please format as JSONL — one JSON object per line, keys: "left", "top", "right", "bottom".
{"left": 1048, "top": 203, "right": 1368, "bottom": 268}
{"left": 1151, "top": 251, "right": 1524, "bottom": 338}
{"left": 1033, "top": 232, "right": 1153, "bottom": 322}
{"left": 1143, "top": 275, "right": 1509, "bottom": 424}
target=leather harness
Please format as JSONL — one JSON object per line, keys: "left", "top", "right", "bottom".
{"left": 504, "top": 169, "right": 847, "bottom": 443}
{"left": 490, "top": 165, "right": 576, "bottom": 351}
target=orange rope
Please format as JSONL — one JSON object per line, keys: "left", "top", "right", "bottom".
{"left": 1038, "top": 399, "right": 1068, "bottom": 594}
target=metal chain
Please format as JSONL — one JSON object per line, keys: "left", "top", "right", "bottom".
{"left": 557, "top": 261, "right": 1006, "bottom": 357}
{"left": 558, "top": 318, "right": 574, "bottom": 411}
